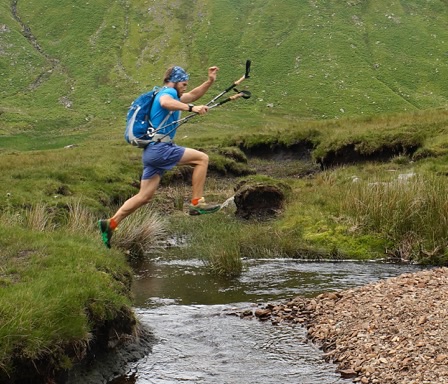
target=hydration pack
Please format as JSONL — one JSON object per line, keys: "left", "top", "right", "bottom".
{"left": 124, "top": 87, "right": 160, "bottom": 148}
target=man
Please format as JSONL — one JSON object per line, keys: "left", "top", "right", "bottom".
{"left": 99, "top": 65, "right": 221, "bottom": 248}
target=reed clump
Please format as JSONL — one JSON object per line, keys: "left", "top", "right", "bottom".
{"left": 112, "top": 206, "right": 167, "bottom": 257}
{"left": 171, "top": 214, "right": 243, "bottom": 276}
{"left": 337, "top": 172, "right": 448, "bottom": 263}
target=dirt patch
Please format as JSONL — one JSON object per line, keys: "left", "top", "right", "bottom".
{"left": 233, "top": 180, "right": 288, "bottom": 220}
{"left": 241, "top": 141, "right": 314, "bottom": 161}
{"left": 316, "top": 142, "right": 420, "bottom": 169}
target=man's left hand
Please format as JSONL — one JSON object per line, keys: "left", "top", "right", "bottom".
{"left": 208, "top": 66, "right": 219, "bottom": 82}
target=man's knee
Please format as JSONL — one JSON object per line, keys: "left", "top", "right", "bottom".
{"left": 138, "top": 177, "right": 159, "bottom": 203}
{"left": 199, "top": 152, "right": 209, "bottom": 165}
{"left": 191, "top": 151, "right": 209, "bottom": 167}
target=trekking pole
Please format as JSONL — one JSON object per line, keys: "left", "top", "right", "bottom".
{"left": 148, "top": 61, "right": 252, "bottom": 139}
{"left": 208, "top": 90, "right": 251, "bottom": 109}
{"left": 206, "top": 59, "right": 251, "bottom": 107}
{"left": 167, "top": 60, "right": 252, "bottom": 127}
{"left": 175, "top": 90, "right": 252, "bottom": 128}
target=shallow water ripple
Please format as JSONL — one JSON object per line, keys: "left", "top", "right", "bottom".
{"left": 131, "top": 304, "right": 346, "bottom": 384}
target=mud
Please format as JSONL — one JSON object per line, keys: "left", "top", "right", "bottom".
{"left": 66, "top": 325, "right": 155, "bottom": 384}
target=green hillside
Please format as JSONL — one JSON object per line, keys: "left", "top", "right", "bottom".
{"left": 1, "top": 0, "right": 448, "bottom": 150}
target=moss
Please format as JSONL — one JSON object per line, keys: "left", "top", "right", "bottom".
{"left": 303, "top": 227, "right": 388, "bottom": 260}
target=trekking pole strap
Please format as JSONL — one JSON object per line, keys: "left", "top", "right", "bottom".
{"left": 150, "top": 134, "right": 172, "bottom": 143}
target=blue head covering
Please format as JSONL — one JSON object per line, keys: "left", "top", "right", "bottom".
{"left": 169, "top": 66, "right": 190, "bottom": 83}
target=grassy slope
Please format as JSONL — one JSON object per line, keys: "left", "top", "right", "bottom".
{"left": 1, "top": 0, "right": 448, "bottom": 150}
{"left": 0, "top": 223, "right": 132, "bottom": 379}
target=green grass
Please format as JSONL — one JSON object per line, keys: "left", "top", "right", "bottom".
{"left": 0, "top": 221, "right": 132, "bottom": 379}
{"left": 336, "top": 172, "right": 448, "bottom": 264}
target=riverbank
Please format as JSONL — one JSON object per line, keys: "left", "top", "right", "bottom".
{"left": 66, "top": 324, "right": 154, "bottom": 384}
{"left": 250, "top": 267, "right": 448, "bottom": 383}
{"left": 2, "top": 115, "right": 448, "bottom": 381}
{"left": 0, "top": 224, "right": 136, "bottom": 384}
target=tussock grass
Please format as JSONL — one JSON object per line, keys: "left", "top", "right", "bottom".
{"left": 112, "top": 206, "right": 167, "bottom": 257}
{"left": 25, "top": 202, "right": 56, "bottom": 231}
{"left": 238, "top": 223, "right": 306, "bottom": 258}
{"left": 169, "top": 214, "right": 243, "bottom": 276}
{"left": 207, "top": 243, "right": 243, "bottom": 277}
{"left": 337, "top": 173, "right": 448, "bottom": 263}
{"left": 66, "top": 198, "right": 96, "bottom": 235}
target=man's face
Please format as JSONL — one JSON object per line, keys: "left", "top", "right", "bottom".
{"left": 174, "top": 81, "right": 188, "bottom": 97}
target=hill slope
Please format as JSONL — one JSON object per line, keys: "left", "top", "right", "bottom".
{"left": 1, "top": 0, "right": 448, "bottom": 149}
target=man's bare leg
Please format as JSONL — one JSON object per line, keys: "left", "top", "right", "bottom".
{"left": 178, "top": 148, "right": 209, "bottom": 199}
{"left": 178, "top": 147, "right": 220, "bottom": 215}
{"left": 111, "top": 175, "right": 161, "bottom": 225}
{"left": 98, "top": 175, "right": 161, "bottom": 248}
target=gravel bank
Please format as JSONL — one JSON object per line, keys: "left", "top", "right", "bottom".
{"left": 251, "top": 267, "right": 448, "bottom": 383}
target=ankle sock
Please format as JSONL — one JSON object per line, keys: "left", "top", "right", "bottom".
{"left": 109, "top": 218, "right": 118, "bottom": 230}
{"left": 191, "top": 198, "right": 201, "bottom": 206}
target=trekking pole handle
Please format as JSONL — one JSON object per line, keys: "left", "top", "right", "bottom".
{"left": 208, "top": 92, "right": 247, "bottom": 109}
{"left": 208, "top": 60, "right": 251, "bottom": 104}
{"left": 231, "top": 59, "right": 251, "bottom": 87}
{"left": 233, "top": 74, "right": 246, "bottom": 87}
{"left": 220, "top": 74, "right": 245, "bottom": 94}
{"left": 177, "top": 90, "right": 250, "bottom": 127}
{"left": 245, "top": 59, "right": 251, "bottom": 78}
{"left": 236, "top": 59, "right": 251, "bottom": 84}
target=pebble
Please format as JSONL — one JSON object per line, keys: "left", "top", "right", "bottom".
{"left": 248, "top": 267, "right": 448, "bottom": 383}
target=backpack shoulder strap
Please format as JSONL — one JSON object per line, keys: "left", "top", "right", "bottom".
{"left": 145, "top": 86, "right": 162, "bottom": 123}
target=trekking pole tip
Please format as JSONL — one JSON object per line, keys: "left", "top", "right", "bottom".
{"left": 245, "top": 60, "right": 251, "bottom": 78}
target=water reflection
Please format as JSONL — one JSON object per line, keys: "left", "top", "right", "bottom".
{"left": 131, "top": 258, "right": 424, "bottom": 308}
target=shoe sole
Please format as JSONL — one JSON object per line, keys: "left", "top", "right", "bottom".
{"left": 189, "top": 206, "right": 221, "bottom": 216}
{"left": 98, "top": 220, "right": 112, "bottom": 248}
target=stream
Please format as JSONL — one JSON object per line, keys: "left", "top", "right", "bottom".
{"left": 99, "top": 258, "right": 424, "bottom": 384}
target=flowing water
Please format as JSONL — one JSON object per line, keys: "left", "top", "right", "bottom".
{"left": 108, "top": 258, "right": 424, "bottom": 384}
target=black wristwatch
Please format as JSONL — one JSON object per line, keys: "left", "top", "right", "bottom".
{"left": 188, "top": 103, "right": 194, "bottom": 112}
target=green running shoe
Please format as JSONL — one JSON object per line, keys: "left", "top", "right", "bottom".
{"left": 98, "top": 219, "right": 114, "bottom": 248}
{"left": 189, "top": 197, "right": 221, "bottom": 216}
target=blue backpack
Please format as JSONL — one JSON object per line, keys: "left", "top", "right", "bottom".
{"left": 125, "top": 87, "right": 160, "bottom": 148}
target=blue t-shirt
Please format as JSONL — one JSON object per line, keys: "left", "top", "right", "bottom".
{"left": 150, "top": 87, "right": 181, "bottom": 139}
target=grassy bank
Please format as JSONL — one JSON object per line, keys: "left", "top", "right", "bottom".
{"left": 0, "top": 220, "right": 133, "bottom": 382}
{"left": 0, "top": 194, "right": 169, "bottom": 381}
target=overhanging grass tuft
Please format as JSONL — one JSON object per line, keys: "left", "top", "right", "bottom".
{"left": 0, "top": 224, "right": 133, "bottom": 378}
{"left": 112, "top": 205, "right": 167, "bottom": 257}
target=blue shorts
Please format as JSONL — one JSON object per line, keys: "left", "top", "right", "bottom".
{"left": 141, "top": 142, "right": 186, "bottom": 180}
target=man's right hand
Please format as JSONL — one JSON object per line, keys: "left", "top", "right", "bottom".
{"left": 192, "top": 105, "right": 209, "bottom": 115}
